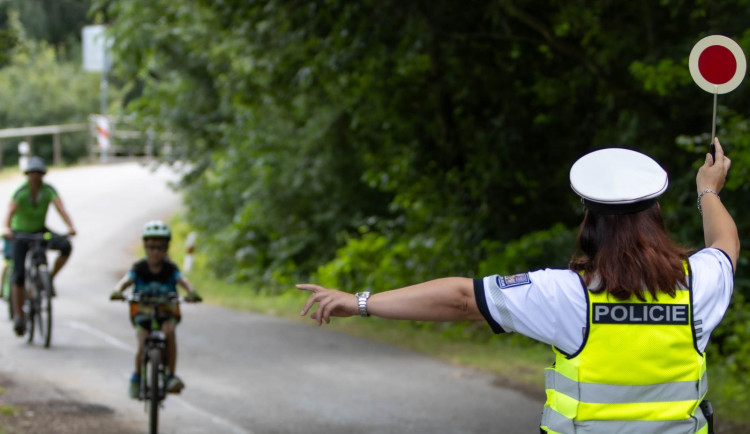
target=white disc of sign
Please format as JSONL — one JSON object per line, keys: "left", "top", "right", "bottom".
{"left": 689, "top": 35, "right": 746, "bottom": 94}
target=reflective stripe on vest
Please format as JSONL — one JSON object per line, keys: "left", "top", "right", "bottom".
{"left": 541, "top": 266, "right": 708, "bottom": 434}
{"left": 542, "top": 406, "right": 708, "bottom": 434}
{"left": 545, "top": 369, "right": 708, "bottom": 404}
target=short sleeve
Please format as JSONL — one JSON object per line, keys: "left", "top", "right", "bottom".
{"left": 11, "top": 185, "right": 25, "bottom": 201}
{"left": 44, "top": 184, "right": 58, "bottom": 200}
{"left": 474, "top": 269, "right": 588, "bottom": 355}
{"left": 164, "top": 260, "right": 182, "bottom": 284}
{"left": 689, "top": 248, "right": 734, "bottom": 352}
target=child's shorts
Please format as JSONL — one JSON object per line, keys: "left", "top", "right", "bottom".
{"left": 129, "top": 302, "right": 182, "bottom": 331}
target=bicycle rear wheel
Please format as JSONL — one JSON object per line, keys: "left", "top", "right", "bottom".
{"left": 147, "top": 348, "right": 162, "bottom": 434}
{"left": 35, "top": 266, "right": 53, "bottom": 348}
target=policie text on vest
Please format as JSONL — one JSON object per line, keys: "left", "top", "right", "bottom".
{"left": 592, "top": 303, "right": 689, "bottom": 325}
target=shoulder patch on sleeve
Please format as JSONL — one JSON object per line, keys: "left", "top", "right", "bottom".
{"left": 496, "top": 273, "right": 530, "bottom": 289}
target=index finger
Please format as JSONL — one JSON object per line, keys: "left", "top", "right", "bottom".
{"left": 296, "top": 283, "right": 325, "bottom": 293}
{"left": 713, "top": 137, "right": 725, "bottom": 161}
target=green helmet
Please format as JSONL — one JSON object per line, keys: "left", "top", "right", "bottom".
{"left": 142, "top": 220, "right": 171, "bottom": 240}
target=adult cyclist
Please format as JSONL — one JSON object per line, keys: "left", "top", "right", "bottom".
{"left": 2, "top": 156, "right": 76, "bottom": 336}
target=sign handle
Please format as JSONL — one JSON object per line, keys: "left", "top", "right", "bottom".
{"left": 710, "top": 86, "right": 718, "bottom": 161}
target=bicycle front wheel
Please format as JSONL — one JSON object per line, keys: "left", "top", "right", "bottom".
{"left": 3, "top": 261, "right": 13, "bottom": 320}
{"left": 36, "top": 266, "right": 53, "bottom": 348}
{"left": 147, "top": 348, "right": 162, "bottom": 434}
{"left": 25, "top": 278, "right": 35, "bottom": 344}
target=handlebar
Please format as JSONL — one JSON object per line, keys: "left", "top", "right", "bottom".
{"left": 110, "top": 292, "right": 201, "bottom": 304}
{"left": 10, "top": 232, "right": 70, "bottom": 242}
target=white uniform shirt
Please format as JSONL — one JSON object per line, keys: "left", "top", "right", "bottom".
{"left": 476, "top": 248, "right": 734, "bottom": 355}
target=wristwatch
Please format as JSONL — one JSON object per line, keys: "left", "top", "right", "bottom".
{"left": 355, "top": 291, "right": 371, "bottom": 317}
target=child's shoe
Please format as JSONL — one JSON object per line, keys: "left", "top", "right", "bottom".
{"left": 166, "top": 375, "right": 184, "bottom": 394}
{"left": 129, "top": 373, "right": 140, "bottom": 399}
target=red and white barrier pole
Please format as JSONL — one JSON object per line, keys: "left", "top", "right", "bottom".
{"left": 183, "top": 232, "right": 196, "bottom": 273}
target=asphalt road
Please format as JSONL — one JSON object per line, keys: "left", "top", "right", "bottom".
{"left": 0, "top": 162, "right": 543, "bottom": 434}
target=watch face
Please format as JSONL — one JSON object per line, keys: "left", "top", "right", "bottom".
{"left": 356, "top": 292, "right": 370, "bottom": 316}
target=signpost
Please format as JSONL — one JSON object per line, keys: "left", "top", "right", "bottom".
{"left": 83, "top": 25, "right": 112, "bottom": 162}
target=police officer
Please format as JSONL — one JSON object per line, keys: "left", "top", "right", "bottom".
{"left": 298, "top": 138, "right": 737, "bottom": 434}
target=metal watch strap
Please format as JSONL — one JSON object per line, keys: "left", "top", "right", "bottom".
{"left": 697, "top": 189, "right": 719, "bottom": 214}
{"left": 355, "top": 291, "right": 371, "bottom": 317}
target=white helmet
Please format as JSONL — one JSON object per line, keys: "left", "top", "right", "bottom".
{"left": 25, "top": 156, "right": 47, "bottom": 174}
{"left": 142, "top": 220, "right": 171, "bottom": 240}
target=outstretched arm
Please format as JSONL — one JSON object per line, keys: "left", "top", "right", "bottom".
{"left": 52, "top": 197, "right": 76, "bottom": 236}
{"left": 177, "top": 276, "right": 196, "bottom": 294}
{"left": 697, "top": 138, "right": 739, "bottom": 272}
{"left": 298, "top": 278, "right": 482, "bottom": 326}
{"left": 114, "top": 274, "right": 133, "bottom": 293}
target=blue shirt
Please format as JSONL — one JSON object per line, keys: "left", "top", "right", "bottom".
{"left": 128, "top": 258, "right": 182, "bottom": 297}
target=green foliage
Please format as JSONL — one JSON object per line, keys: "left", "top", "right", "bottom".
{"left": 704, "top": 293, "right": 750, "bottom": 422}
{"left": 0, "top": 38, "right": 102, "bottom": 164}
{"left": 0, "top": 4, "right": 19, "bottom": 68}
{"left": 0, "top": 42, "right": 99, "bottom": 126}
{"left": 0, "top": 2, "right": 108, "bottom": 165}
{"left": 11, "top": 0, "right": 92, "bottom": 59}
{"left": 479, "top": 224, "right": 577, "bottom": 277}
{"left": 710, "top": 292, "right": 750, "bottom": 379}
{"left": 98, "top": 0, "right": 750, "bottom": 286}
{"left": 316, "top": 230, "right": 469, "bottom": 292}
{"left": 629, "top": 59, "right": 692, "bottom": 96}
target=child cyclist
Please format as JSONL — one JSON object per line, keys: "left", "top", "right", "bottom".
{"left": 110, "top": 220, "right": 201, "bottom": 399}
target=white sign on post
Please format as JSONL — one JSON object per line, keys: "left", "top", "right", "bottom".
{"left": 82, "top": 25, "right": 110, "bottom": 72}
{"left": 96, "top": 115, "right": 111, "bottom": 150}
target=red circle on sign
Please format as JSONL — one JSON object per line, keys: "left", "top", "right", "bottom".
{"left": 698, "top": 45, "right": 737, "bottom": 84}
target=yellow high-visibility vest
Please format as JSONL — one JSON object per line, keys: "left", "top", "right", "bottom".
{"left": 541, "top": 270, "right": 708, "bottom": 434}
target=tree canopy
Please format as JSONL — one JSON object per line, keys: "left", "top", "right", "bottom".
{"left": 96, "top": 0, "right": 750, "bottom": 277}
{"left": 0, "top": 0, "right": 101, "bottom": 164}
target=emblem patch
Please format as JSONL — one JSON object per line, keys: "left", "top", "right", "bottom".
{"left": 496, "top": 273, "right": 530, "bottom": 289}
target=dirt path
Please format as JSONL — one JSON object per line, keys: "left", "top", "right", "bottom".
{"left": 0, "top": 372, "right": 139, "bottom": 434}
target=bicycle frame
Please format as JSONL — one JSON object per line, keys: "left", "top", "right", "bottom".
{"left": 117, "top": 292, "right": 180, "bottom": 434}
{"left": 140, "top": 320, "right": 168, "bottom": 403}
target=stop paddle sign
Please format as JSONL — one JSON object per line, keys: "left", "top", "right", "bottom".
{"left": 689, "top": 35, "right": 746, "bottom": 157}
{"left": 689, "top": 35, "right": 746, "bottom": 94}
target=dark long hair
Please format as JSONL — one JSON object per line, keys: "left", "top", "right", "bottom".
{"left": 569, "top": 204, "right": 690, "bottom": 301}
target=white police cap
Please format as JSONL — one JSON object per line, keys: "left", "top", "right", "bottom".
{"left": 570, "top": 148, "right": 668, "bottom": 214}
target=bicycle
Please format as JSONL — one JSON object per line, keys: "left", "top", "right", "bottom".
{"left": 15, "top": 232, "right": 66, "bottom": 348}
{"left": 112, "top": 292, "right": 197, "bottom": 434}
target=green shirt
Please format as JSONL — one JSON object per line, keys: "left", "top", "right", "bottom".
{"left": 10, "top": 182, "right": 58, "bottom": 233}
